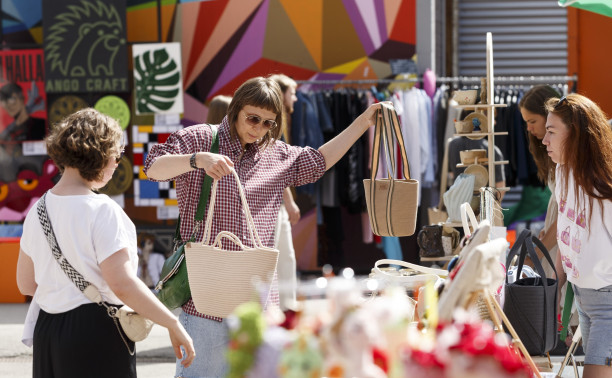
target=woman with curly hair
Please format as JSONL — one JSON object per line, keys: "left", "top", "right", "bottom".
{"left": 17, "top": 108, "right": 195, "bottom": 377}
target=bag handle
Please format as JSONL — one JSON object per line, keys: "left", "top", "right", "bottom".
{"left": 201, "top": 168, "right": 267, "bottom": 249}
{"left": 460, "top": 202, "right": 479, "bottom": 236}
{"left": 374, "top": 259, "right": 448, "bottom": 277}
{"left": 213, "top": 231, "right": 246, "bottom": 249}
{"left": 370, "top": 103, "right": 412, "bottom": 182}
{"left": 173, "top": 124, "right": 219, "bottom": 244}
{"left": 368, "top": 103, "right": 412, "bottom": 235}
{"left": 505, "top": 229, "right": 557, "bottom": 283}
{"left": 505, "top": 229, "right": 557, "bottom": 352}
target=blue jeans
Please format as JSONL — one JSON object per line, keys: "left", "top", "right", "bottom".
{"left": 573, "top": 284, "right": 612, "bottom": 366}
{"left": 175, "top": 310, "right": 229, "bottom": 378}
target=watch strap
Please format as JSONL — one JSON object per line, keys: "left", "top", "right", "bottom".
{"left": 189, "top": 152, "right": 198, "bottom": 170}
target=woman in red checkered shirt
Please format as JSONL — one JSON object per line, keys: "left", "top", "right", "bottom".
{"left": 145, "top": 76, "right": 386, "bottom": 377}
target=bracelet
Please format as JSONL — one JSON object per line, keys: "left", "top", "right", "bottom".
{"left": 189, "top": 152, "right": 198, "bottom": 169}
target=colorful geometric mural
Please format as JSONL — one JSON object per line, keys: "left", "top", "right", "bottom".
{"left": 1, "top": 0, "right": 43, "bottom": 45}
{"left": 125, "top": 0, "right": 416, "bottom": 102}
{"left": 0, "top": 0, "right": 417, "bottom": 222}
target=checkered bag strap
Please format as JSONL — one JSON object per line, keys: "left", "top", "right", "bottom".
{"left": 37, "top": 192, "right": 91, "bottom": 292}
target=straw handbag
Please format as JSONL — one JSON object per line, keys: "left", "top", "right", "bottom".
{"left": 364, "top": 103, "right": 419, "bottom": 236}
{"left": 185, "top": 169, "right": 279, "bottom": 318}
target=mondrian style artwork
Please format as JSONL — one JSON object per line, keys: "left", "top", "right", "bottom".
{"left": 132, "top": 124, "right": 182, "bottom": 208}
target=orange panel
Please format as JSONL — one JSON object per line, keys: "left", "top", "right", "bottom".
{"left": 127, "top": 4, "right": 176, "bottom": 42}
{"left": 264, "top": 0, "right": 319, "bottom": 71}
{"left": 321, "top": 0, "right": 366, "bottom": 70}
{"left": 280, "top": 0, "right": 323, "bottom": 70}
{"left": 0, "top": 238, "right": 27, "bottom": 303}
{"left": 569, "top": 9, "right": 612, "bottom": 117}
{"left": 127, "top": 8, "right": 159, "bottom": 42}
{"left": 342, "top": 58, "right": 378, "bottom": 81}
{"left": 161, "top": 3, "right": 177, "bottom": 41}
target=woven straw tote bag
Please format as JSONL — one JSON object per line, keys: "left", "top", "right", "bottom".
{"left": 185, "top": 169, "right": 279, "bottom": 318}
{"left": 363, "top": 102, "right": 419, "bottom": 236}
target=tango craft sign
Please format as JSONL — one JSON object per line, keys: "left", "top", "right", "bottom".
{"left": 42, "top": 0, "right": 128, "bottom": 93}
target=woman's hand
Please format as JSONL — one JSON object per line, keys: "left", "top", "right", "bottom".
{"left": 197, "top": 152, "right": 234, "bottom": 180}
{"left": 319, "top": 101, "right": 392, "bottom": 170}
{"left": 360, "top": 101, "right": 392, "bottom": 127}
{"left": 286, "top": 199, "right": 301, "bottom": 225}
{"left": 167, "top": 320, "right": 196, "bottom": 367}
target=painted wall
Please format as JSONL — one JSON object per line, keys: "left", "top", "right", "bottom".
{"left": 567, "top": 8, "right": 612, "bottom": 117}
{"left": 126, "top": 0, "right": 417, "bottom": 109}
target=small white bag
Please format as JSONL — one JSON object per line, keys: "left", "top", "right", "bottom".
{"left": 185, "top": 169, "right": 279, "bottom": 318}
{"left": 370, "top": 259, "right": 447, "bottom": 291}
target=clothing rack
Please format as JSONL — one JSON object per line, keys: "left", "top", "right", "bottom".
{"left": 295, "top": 75, "right": 578, "bottom": 85}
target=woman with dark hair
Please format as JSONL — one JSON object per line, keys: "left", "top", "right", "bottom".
{"left": 543, "top": 94, "right": 612, "bottom": 376}
{"left": 145, "top": 76, "right": 385, "bottom": 377}
{"left": 519, "top": 85, "right": 562, "bottom": 269}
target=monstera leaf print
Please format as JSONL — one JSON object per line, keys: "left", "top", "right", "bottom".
{"left": 134, "top": 48, "right": 180, "bottom": 113}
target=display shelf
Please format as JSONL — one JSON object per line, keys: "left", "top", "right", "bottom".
{"left": 453, "top": 132, "right": 508, "bottom": 138}
{"left": 456, "top": 160, "right": 509, "bottom": 168}
{"left": 453, "top": 104, "right": 507, "bottom": 110}
{"left": 420, "top": 255, "right": 455, "bottom": 262}
{"left": 450, "top": 33, "right": 506, "bottom": 229}
{"left": 443, "top": 221, "right": 464, "bottom": 228}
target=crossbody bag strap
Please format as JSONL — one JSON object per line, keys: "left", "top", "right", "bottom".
{"left": 174, "top": 124, "right": 219, "bottom": 244}
{"left": 37, "top": 192, "right": 92, "bottom": 293}
{"left": 37, "top": 192, "right": 139, "bottom": 355}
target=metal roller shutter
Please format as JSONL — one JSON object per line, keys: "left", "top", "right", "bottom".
{"left": 457, "top": 0, "right": 567, "bottom": 76}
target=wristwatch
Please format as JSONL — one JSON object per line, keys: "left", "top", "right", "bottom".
{"left": 189, "top": 152, "right": 198, "bottom": 169}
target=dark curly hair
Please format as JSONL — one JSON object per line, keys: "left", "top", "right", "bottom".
{"left": 45, "top": 108, "right": 122, "bottom": 182}
{"left": 227, "top": 77, "right": 284, "bottom": 148}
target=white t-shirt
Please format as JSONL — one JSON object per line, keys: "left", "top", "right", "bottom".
{"left": 21, "top": 191, "right": 138, "bottom": 313}
{"left": 555, "top": 166, "right": 612, "bottom": 289}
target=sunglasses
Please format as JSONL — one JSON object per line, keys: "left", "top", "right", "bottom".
{"left": 243, "top": 113, "right": 277, "bottom": 129}
{"left": 554, "top": 96, "right": 567, "bottom": 110}
{"left": 115, "top": 148, "right": 125, "bottom": 163}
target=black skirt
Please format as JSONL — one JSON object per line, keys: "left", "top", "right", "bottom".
{"left": 33, "top": 303, "right": 136, "bottom": 378}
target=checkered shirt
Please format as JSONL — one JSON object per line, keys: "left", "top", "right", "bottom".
{"left": 144, "top": 117, "right": 326, "bottom": 320}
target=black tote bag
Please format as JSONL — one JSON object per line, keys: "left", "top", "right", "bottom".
{"left": 503, "top": 229, "right": 558, "bottom": 355}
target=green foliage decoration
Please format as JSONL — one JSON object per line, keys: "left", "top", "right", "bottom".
{"left": 134, "top": 48, "right": 180, "bottom": 113}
